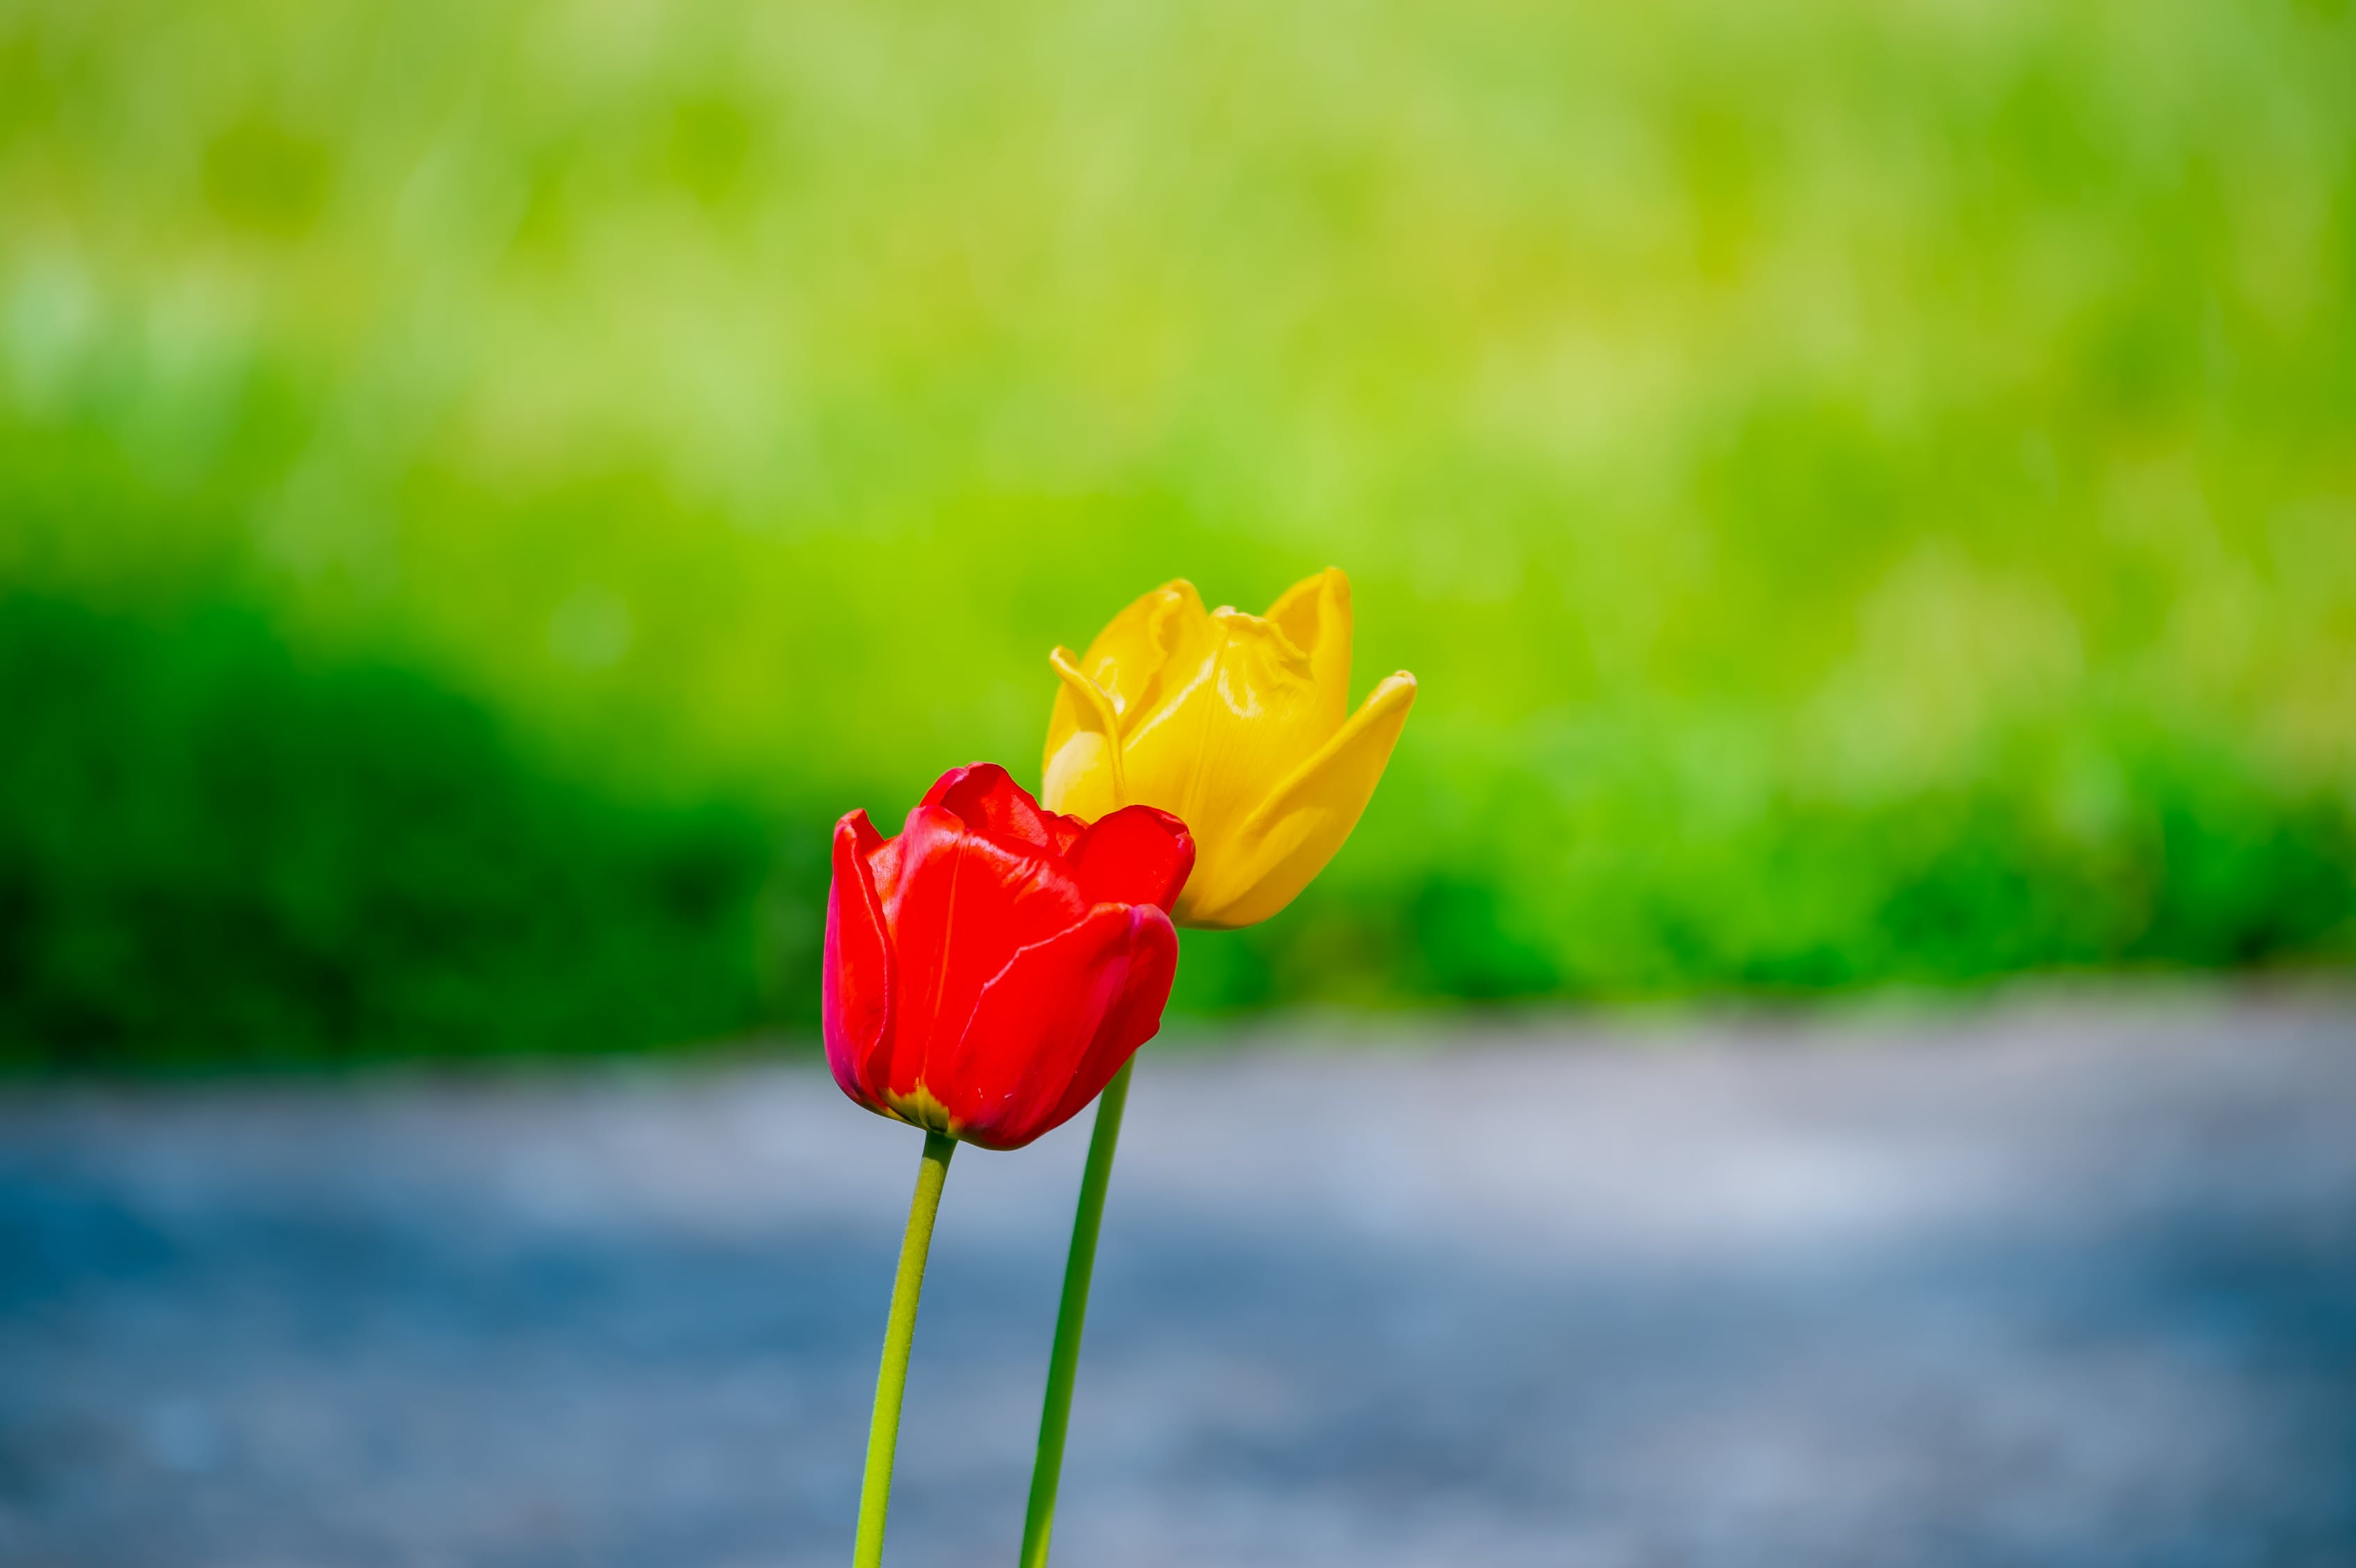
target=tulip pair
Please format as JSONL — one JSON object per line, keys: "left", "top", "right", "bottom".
{"left": 829, "top": 567, "right": 1416, "bottom": 1151}
{"left": 827, "top": 570, "right": 1416, "bottom": 1568}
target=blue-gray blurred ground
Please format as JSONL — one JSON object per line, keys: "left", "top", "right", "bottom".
{"left": 3, "top": 992, "right": 2354, "bottom": 1568}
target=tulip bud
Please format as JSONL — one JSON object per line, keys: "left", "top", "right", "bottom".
{"left": 1042, "top": 569, "right": 1416, "bottom": 930}
{"left": 824, "top": 763, "right": 1194, "bottom": 1151}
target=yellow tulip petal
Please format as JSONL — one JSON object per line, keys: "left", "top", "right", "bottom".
{"left": 1081, "top": 579, "right": 1210, "bottom": 725}
{"left": 1042, "top": 569, "right": 1409, "bottom": 928}
{"left": 1175, "top": 670, "right": 1418, "bottom": 930}
{"left": 1043, "top": 580, "right": 1212, "bottom": 785}
{"left": 1121, "top": 608, "right": 1329, "bottom": 859}
{"left": 1265, "top": 567, "right": 1352, "bottom": 730}
{"left": 1040, "top": 647, "right": 1128, "bottom": 820}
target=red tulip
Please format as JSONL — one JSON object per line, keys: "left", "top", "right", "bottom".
{"left": 825, "top": 762, "right": 1195, "bottom": 1151}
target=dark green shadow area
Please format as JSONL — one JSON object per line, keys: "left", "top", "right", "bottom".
{"left": 0, "top": 592, "right": 821, "bottom": 1069}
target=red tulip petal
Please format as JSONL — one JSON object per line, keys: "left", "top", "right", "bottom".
{"left": 920, "top": 762, "right": 1077, "bottom": 854}
{"left": 822, "top": 810, "right": 895, "bottom": 1114}
{"left": 929, "top": 902, "right": 1177, "bottom": 1150}
{"left": 864, "top": 815, "right": 908, "bottom": 907}
{"left": 1068, "top": 806, "right": 1195, "bottom": 912}
{"left": 880, "top": 802, "right": 1091, "bottom": 1096}
{"left": 1034, "top": 904, "right": 1179, "bottom": 1137}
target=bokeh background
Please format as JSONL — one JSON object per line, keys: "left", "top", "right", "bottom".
{"left": 5, "top": 0, "right": 2355, "bottom": 1065}
{"left": 7, "top": 8, "right": 2356, "bottom": 1566}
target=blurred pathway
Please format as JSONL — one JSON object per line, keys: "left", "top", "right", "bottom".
{"left": 3, "top": 992, "right": 2354, "bottom": 1567}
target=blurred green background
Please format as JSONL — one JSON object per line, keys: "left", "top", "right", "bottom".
{"left": 3, "top": 0, "right": 2353, "bottom": 1065}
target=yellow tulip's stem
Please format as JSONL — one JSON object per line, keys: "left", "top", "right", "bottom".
{"left": 1018, "top": 1055, "right": 1133, "bottom": 1568}
{"left": 854, "top": 1130, "right": 957, "bottom": 1568}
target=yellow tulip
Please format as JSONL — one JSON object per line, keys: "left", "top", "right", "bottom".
{"left": 1041, "top": 568, "right": 1417, "bottom": 930}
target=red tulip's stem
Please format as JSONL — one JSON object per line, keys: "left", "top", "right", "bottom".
{"left": 853, "top": 1129, "right": 957, "bottom": 1568}
{"left": 1018, "top": 1055, "right": 1134, "bottom": 1568}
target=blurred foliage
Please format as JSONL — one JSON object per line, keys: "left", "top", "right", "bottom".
{"left": 0, "top": 592, "right": 791, "bottom": 1064}
{"left": 2, "top": 0, "right": 2354, "bottom": 1061}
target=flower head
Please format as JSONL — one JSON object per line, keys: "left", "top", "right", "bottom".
{"left": 824, "top": 763, "right": 1194, "bottom": 1151}
{"left": 1042, "top": 568, "right": 1416, "bottom": 929}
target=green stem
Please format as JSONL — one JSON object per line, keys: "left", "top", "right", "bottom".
{"left": 854, "top": 1129, "right": 958, "bottom": 1568}
{"left": 1018, "top": 1055, "right": 1135, "bottom": 1568}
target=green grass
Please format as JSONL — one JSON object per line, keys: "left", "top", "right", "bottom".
{"left": 2, "top": 0, "right": 2353, "bottom": 1061}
